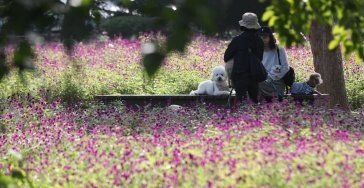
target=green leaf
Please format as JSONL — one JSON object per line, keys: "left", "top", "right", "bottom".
{"left": 262, "top": 9, "right": 274, "bottom": 21}
{"left": 0, "top": 51, "right": 9, "bottom": 80}
{"left": 166, "top": 27, "right": 191, "bottom": 52}
{"left": 10, "top": 170, "right": 24, "bottom": 180}
{"left": 336, "top": 7, "right": 344, "bottom": 19}
{"left": 81, "top": 0, "right": 93, "bottom": 7}
{"left": 287, "top": 0, "right": 294, "bottom": 6}
{"left": 328, "top": 39, "right": 340, "bottom": 50}
{"left": 0, "top": 173, "right": 15, "bottom": 187}
{"left": 332, "top": 25, "right": 345, "bottom": 35}
{"left": 61, "top": 5, "right": 94, "bottom": 51}
{"left": 13, "top": 41, "right": 35, "bottom": 71}
{"left": 143, "top": 52, "right": 165, "bottom": 77}
{"left": 268, "top": 16, "right": 278, "bottom": 26}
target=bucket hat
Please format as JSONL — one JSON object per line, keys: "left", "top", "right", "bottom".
{"left": 239, "top": 12, "right": 261, "bottom": 29}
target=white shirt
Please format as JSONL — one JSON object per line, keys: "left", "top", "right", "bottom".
{"left": 261, "top": 47, "right": 290, "bottom": 80}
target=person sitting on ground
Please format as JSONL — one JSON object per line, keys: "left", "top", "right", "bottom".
{"left": 291, "top": 73, "right": 323, "bottom": 95}
{"left": 258, "top": 26, "right": 290, "bottom": 102}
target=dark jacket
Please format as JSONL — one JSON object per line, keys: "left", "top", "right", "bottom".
{"left": 224, "top": 31, "right": 264, "bottom": 84}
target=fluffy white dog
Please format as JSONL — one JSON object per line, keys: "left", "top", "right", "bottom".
{"left": 269, "top": 64, "right": 282, "bottom": 80}
{"left": 190, "top": 65, "right": 231, "bottom": 96}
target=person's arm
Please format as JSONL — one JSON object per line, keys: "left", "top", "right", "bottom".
{"left": 279, "top": 47, "right": 290, "bottom": 74}
{"left": 257, "top": 37, "right": 264, "bottom": 61}
{"left": 224, "top": 38, "right": 238, "bottom": 62}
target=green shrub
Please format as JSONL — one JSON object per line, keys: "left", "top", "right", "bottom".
{"left": 58, "top": 70, "right": 86, "bottom": 104}
{"left": 100, "top": 16, "right": 161, "bottom": 38}
{"left": 346, "top": 77, "right": 364, "bottom": 109}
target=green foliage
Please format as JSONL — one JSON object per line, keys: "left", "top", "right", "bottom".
{"left": 61, "top": 3, "right": 95, "bottom": 51}
{"left": 2, "top": 0, "right": 360, "bottom": 82}
{"left": 143, "top": 52, "right": 165, "bottom": 77}
{"left": 58, "top": 69, "right": 86, "bottom": 104}
{"left": 0, "top": 172, "right": 25, "bottom": 188}
{"left": 0, "top": 0, "right": 225, "bottom": 79}
{"left": 0, "top": 149, "right": 34, "bottom": 188}
{"left": 100, "top": 16, "right": 160, "bottom": 38}
{"left": 0, "top": 51, "right": 8, "bottom": 80}
{"left": 262, "top": 0, "right": 364, "bottom": 60}
{"left": 0, "top": 0, "right": 96, "bottom": 78}
{"left": 13, "top": 41, "right": 35, "bottom": 71}
{"left": 346, "top": 77, "right": 364, "bottom": 110}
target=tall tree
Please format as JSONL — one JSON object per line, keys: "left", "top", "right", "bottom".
{"left": 263, "top": 0, "right": 364, "bottom": 110}
{"left": 309, "top": 21, "right": 349, "bottom": 109}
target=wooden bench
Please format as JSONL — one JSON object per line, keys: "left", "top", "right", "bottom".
{"left": 94, "top": 94, "right": 329, "bottom": 107}
{"left": 287, "top": 94, "right": 330, "bottom": 107}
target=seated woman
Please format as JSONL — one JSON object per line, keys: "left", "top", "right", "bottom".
{"left": 258, "top": 26, "right": 290, "bottom": 102}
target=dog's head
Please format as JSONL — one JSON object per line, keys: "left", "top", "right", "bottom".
{"left": 211, "top": 65, "right": 227, "bottom": 82}
{"left": 309, "top": 73, "right": 323, "bottom": 87}
{"left": 271, "top": 65, "right": 282, "bottom": 74}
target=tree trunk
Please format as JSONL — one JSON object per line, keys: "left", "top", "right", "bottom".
{"left": 309, "top": 21, "right": 349, "bottom": 110}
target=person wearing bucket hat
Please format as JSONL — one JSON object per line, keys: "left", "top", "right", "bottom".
{"left": 224, "top": 12, "right": 264, "bottom": 104}
{"left": 258, "top": 26, "right": 291, "bottom": 102}
{"left": 239, "top": 12, "right": 261, "bottom": 30}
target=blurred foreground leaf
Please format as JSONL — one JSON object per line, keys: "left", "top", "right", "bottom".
{"left": 143, "top": 52, "right": 165, "bottom": 77}
{"left": 13, "top": 41, "right": 35, "bottom": 71}
{"left": 0, "top": 51, "right": 8, "bottom": 80}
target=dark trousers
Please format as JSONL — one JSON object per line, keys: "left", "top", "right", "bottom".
{"left": 234, "top": 83, "right": 259, "bottom": 104}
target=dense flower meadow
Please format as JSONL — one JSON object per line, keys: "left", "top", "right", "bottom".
{"left": 0, "top": 35, "right": 363, "bottom": 187}
{"left": 1, "top": 98, "right": 363, "bottom": 187}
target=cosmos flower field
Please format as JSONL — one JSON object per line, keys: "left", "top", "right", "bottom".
{"left": 0, "top": 35, "right": 363, "bottom": 187}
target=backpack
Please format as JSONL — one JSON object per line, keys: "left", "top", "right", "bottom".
{"left": 249, "top": 48, "right": 267, "bottom": 82}
{"left": 283, "top": 67, "right": 295, "bottom": 87}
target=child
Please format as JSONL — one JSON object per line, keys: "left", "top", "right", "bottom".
{"left": 291, "top": 73, "right": 323, "bottom": 95}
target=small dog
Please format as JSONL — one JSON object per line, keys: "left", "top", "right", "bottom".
{"left": 291, "top": 73, "right": 323, "bottom": 95}
{"left": 190, "top": 65, "right": 231, "bottom": 96}
{"left": 270, "top": 64, "right": 282, "bottom": 80}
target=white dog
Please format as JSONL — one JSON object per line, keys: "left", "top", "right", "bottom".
{"left": 270, "top": 64, "right": 282, "bottom": 80}
{"left": 190, "top": 65, "right": 231, "bottom": 96}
